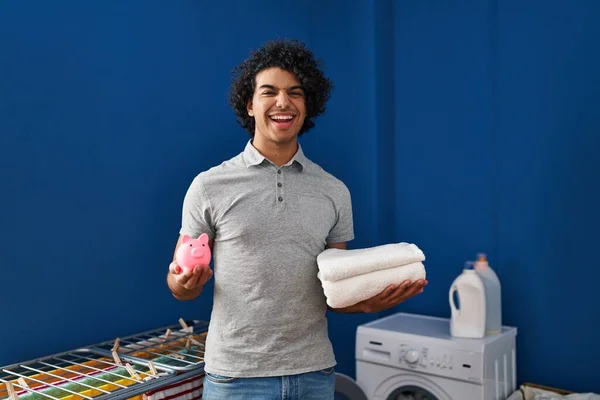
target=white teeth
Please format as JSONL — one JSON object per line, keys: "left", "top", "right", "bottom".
{"left": 270, "top": 115, "right": 294, "bottom": 121}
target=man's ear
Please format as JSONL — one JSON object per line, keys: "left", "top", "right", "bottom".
{"left": 247, "top": 101, "right": 254, "bottom": 117}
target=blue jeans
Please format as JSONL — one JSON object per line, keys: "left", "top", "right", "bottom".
{"left": 202, "top": 366, "right": 336, "bottom": 399}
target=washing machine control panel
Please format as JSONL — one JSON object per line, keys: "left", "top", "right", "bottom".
{"left": 396, "top": 342, "right": 482, "bottom": 382}
{"left": 399, "top": 344, "right": 450, "bottom": 368}
{"left": 357, "top": 333, "right": 484, "bottom": 382}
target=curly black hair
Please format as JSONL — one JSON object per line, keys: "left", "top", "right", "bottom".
{"left": 229, "top": 39, "right": 333, "bottom": 136}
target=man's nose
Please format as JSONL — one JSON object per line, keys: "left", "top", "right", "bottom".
{"left": 276, "top": 92, "right": 290, "bottom": 108}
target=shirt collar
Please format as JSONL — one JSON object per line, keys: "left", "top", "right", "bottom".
{"left": 243, "top": 140, "right": 306, "bottom": 171}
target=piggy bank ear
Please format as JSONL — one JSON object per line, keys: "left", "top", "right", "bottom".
{"left": 199, "top": 233, "right": 209, "bottom": 244}
{"left": 181, "top": 234, "right": 192, "bottom": 244}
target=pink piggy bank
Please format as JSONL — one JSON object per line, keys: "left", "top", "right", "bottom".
{"left": 176, "top": 233, "right": 212, "bottom": 273}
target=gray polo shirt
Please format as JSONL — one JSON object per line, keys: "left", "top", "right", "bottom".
{"left": 179, "top": 140, "right": 354, "bottom": 377}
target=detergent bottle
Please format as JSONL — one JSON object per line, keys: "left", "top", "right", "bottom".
{"left": 474, "top": 252, "right": 502, "bottom": 335}
{"left": 449, "top": 261, "right": 486, "bottom": 338}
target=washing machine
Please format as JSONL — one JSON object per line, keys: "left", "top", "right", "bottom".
{"left": 354, "top": 312, "right": 518, "bottom": 400}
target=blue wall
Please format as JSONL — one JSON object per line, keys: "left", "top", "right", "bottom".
{"left": 385, "top": 0, "right": 600, "bottom": 394}
{"left": 1, "top": 0, "right": 599, "bottom": 394}
{"left": 0, "top": 0, "right": 318, "bottom": 362}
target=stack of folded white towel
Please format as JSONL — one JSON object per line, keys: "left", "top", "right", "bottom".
{"left": 317, "top": 242, "right": 427, "bottom": 309}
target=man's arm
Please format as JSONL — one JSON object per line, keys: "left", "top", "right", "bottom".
{"left": 324, "top": 242, "right": 427, "bottom": 314}
{"left": 167, "top": 235, "right": 214, "bottom": 301}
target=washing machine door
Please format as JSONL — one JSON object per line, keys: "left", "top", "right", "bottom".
{"left": 377, "top": 374, "right": 452, "bottom": 400}
{"left": 334, "top": 373, "right": 368, "bottom": 400}
{"left": 385, "top": 385, "right": 444, "bottom": 400}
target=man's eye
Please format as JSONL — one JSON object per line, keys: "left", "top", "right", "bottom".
{"left": 262, "top": 91, "right": 276, "bottom": 95}
{"left": 289, "top": 92, "right": 303, "bottom": 97}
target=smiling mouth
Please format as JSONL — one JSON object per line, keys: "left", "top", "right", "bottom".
{"left": 269, "top": 115, "right": 295, "bottom": 122}
{"left": 268, "top": 114, "right": 296, "bottom": 130}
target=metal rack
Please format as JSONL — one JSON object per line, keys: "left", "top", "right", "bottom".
{"left": 85, "top": 319, "right": 209, "bottom": 372}
{"left": 0, "top": 319, "right": 209, "bottom": 400}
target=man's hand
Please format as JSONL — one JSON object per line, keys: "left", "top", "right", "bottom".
{"left": 167, "top": 262, "right": 213, "bottom": 301}
{"left": 330, "top": 279, "right": 428, "bottom": 314}
{"left": 359, "top": 279, "right": 427, "bottom": 313}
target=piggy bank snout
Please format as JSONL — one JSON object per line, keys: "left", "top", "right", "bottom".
{"left": 191, "top": 246, "right": 206, "bottom": 258}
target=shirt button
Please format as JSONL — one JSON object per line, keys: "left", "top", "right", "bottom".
{"left": 278, "top": 197, "right": 283, "bottom": 202}
{"left": 277, "top": 183, "right": 282, "bottom": 187}
{"left": 277, "top": 170, "right": 281, "bottom": 174}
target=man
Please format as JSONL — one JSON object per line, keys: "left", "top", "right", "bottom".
{"left": 167, "top": 39, "right": 427, "bottom": 399}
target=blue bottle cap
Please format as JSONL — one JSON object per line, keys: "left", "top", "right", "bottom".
{"left": 464, "top": 261, "right": 475, "bottom": 270}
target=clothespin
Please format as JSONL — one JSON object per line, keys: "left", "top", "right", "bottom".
{"left": 171, "top": 353, "right": 185, "bottom": 360}
{"left": 16, "top": 378, "right": 28, "bottom": 389}
{"left": 185, "top": 337, "right": 192, "bottom": 349}
{"left": 124, "top": 364, "right": 141, "bottom": 381}
{"left": 112, "top": 349, "right": 123, "bottom": 365}
{"left": 147, "top": 361, "right": 158, "bottom": 377}
{"left": 190, "top": 338, "right": 202, "bottom": 347}
{"left": 111, "top": 337, "right": 123, "bottom": 365}
{"left": 179, "top": 318, "right": 193, "bottom": 333}
{"left": 6, "top": 381, "right": 19, "bottom": 400}
{"left": 163, "top": 328, "right": 171, "bottom": 340}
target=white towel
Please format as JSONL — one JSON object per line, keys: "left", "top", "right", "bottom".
{"left": 320, "top": 262, "right": 427, "bottom": 309}
{"left": 317, "top": 242, "right": 425, "bottom": 282}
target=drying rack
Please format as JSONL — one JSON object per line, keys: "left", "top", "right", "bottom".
{"left": 0, "top": 318, "right": 209, "bottom": 400}
{"left": 84, "top": 319, "right": 208, "bottom": 373}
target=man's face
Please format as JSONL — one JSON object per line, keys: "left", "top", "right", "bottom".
{"left": 247, "top": 67, "right": 306, "bottom": 145}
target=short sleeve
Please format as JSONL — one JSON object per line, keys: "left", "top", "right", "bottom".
{"left": 179, "top": 175, "right": 216, "bottom": 240}
{"left": 327, "top": 184, "right": 354, "bottom": 244}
